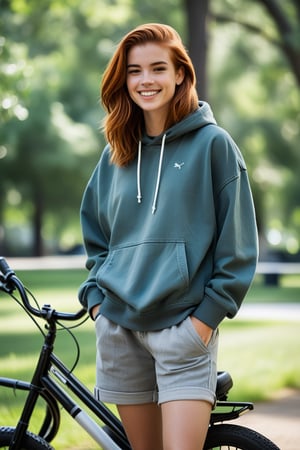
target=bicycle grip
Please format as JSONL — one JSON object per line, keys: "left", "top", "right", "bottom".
{"left": 0, "top": 257, "right": 15, "bottom": 277}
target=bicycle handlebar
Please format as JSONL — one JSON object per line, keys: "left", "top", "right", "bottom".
{"left": 0, "top": 257, "right": 87, "bottom": 322}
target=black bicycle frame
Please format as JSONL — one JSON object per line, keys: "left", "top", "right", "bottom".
{"left": 1, "top": 316, "right": 131, "bottom": 450}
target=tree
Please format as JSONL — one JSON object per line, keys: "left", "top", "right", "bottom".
{"left": 0, "top": 0, "right": 100, "bottom": 255}
{"left": 210, "top": 0, "right": 300, "bottom": 88}
{"left": 257, "top": 0, "right": 300, "bottom": 87}
{"left": 184, "top": 0, "right": 299, "bottom": 254}
{"left": 208, "top": 0, "right": 300, "bottom": 252}
{"left": 0, "top": 0, "right": 188, "bottom": 256}
{"left": 184, "top": 0, "right": 209, "bottom": 99}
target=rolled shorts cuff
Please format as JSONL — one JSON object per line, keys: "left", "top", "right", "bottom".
{"left": 94, "top": 386, "right": 215, "bottom": 407}
{"left": 94, "top": 386, "right": 158, "bottom": 405}
{"left": 158, "top": 387, "right": 216, "bottom": 406}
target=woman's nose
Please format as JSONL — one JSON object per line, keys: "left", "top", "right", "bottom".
{"left": 141, "top": 71, "right": 153, "bottom": 85}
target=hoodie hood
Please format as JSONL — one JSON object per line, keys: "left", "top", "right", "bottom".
{"left": 137, "top": 101, "right": 217, "bottom": 213}
{"left": 141, "top": 101, "right": 216, "bottom": 146}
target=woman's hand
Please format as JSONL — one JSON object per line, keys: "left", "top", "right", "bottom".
{"left": 190, "top": 316, "right": 213, "bottom": 346}
{"left": 91, "top": 304, "right": 101, "bottom": 320}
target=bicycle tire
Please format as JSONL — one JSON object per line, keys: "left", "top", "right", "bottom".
{"left": 204, "top": 424, "right": 280, "bottom": 450}
{"left": 0, "top": 427, "right": 53, "bottom": 450}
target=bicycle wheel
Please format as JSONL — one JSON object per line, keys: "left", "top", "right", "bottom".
{"left": 0, "top": 427, "right": 53, "bottom": 450}
{"left": 204, "top": 424, "right": 280, "bottom": 450}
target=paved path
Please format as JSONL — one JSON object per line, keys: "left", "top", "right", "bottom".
{"left": 230, "top": 388, "right": 300, "bottom": 450}
{"left": 237, "top": 303, "right": 300, "bottom": 321}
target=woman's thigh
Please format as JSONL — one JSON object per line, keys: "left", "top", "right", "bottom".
{"left": 161, "top": 399, "right": 211, "bottom": 450}
{"left": 117, "top": 403, "right": 163, "bottom": 450}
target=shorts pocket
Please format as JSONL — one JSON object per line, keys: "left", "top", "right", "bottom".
{"left": 94, "top": 313, "right": 105, "bottom": 335}
{"left": 94, "top": 311, "right": 102, "bottom": 321}
{"left": 182, "top": 318, "right": 217, "bottom": 353}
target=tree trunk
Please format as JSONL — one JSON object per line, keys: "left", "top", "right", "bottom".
{"left": 0, "top": 196, "right": 7, "bottom": 255}
{"left": 185, "top": 0, "right": 210, "bottom": 100}
{"left": 32, "top": 186, "right": 44, "bottom": 256}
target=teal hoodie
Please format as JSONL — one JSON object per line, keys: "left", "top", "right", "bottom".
{"left": 78, "top": 102, "right": 258, "bottom": 331}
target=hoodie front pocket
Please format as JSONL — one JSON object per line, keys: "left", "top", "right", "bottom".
{"left": 97, "top": 241, "right": 189, "bottom": 313}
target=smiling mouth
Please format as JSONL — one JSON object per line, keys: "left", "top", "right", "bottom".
{"left": 139, "top": 90, "right": 160, "bottom": 97}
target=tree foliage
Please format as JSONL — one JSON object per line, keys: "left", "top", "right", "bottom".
{"left": 207, "top": 0, "right": 300, "bottom": 255}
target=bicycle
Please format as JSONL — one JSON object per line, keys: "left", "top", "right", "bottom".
{"left": 0, "top": 256, "right": 280, "bottom": 450}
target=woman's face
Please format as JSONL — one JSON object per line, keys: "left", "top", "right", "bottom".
{"left": 126, "top": 42, "right": 184, "bottom": 131}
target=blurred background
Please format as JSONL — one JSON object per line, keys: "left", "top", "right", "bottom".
{"left": 0, "top": 0, "right": 299, "bottom": 264}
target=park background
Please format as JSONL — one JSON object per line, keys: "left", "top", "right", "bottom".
{"left": 0, "top": 1, "right": 300, "bottom": 449}
{"left": 1, "top": 0, "right": 299, "bottom": 260}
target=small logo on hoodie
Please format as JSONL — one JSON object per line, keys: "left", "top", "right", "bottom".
{"left": 174, "top": 162, "right": 184, "bottom": 170}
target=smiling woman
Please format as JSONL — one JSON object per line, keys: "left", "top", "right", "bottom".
{"left": 78, "top": 23, "right": 258, "bottom": 450}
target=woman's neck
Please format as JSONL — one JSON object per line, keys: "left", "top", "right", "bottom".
{"left": 144, "top": 111, "right": 166, "bottom": 137}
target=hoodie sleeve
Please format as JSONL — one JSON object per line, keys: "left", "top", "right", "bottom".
{"left": 78, "top": 155, "right": 109, "bottom": 316}
{"left": 192, "top": 131, "right": 258, "bottom": 329}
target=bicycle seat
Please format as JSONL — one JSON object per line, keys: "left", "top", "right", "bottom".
{"left": 216, "top": 371, "right": 233, "bottom": 401}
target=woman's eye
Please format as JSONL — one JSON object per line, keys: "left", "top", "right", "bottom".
{"left": 127, "top": 69, "right": 140, "bottom": 75}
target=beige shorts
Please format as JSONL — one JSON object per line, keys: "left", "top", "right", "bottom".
{"left": 94, "top": 314, "right": 218, "bottom": 406}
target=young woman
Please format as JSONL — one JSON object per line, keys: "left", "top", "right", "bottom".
{"left": 78, "top": 23, "right": 258, "bottom": 450}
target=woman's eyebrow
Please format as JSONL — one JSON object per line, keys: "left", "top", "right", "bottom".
{"left": 127, "top": 61, "right": 168, "bottom": 68}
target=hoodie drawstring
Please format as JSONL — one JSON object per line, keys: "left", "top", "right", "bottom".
{"left": 137, "top": 140, "right": 142, "bottom": 204}
{"left": 136, "top": 134, "right": 167, "bottom": 215}
{"left": 151, "top": 133, "right": 166, "bottom": 214}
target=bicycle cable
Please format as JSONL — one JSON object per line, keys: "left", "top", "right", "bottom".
{"left": 10, "top": 288, "right": 46, "bottom": 337}
{"left": 10, "top": 286, "right": 90, "bottom": 374}
{"left": 56, "top": 320, "right": 82, "bottom": 373}
{"left": 56, "top": 314, "right": 90, "bottom": 373}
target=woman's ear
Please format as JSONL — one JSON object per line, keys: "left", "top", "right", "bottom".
{"left": 176, "top": 66, "right": 185, "bottom": 86}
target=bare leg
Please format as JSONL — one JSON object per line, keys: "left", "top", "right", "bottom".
{"left": 161, "top": 400, "right": 212, "bottom": 450}
{"left": 117, "top": 403, "right": 163, "bottom": 450}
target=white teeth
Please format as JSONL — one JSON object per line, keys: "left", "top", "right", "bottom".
{"left": 140, "top": 91, "right": 158, "bottom": 97}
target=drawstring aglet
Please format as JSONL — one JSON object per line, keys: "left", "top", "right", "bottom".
{"left": 137, "top": 195, "right": 142, "bottom": 203}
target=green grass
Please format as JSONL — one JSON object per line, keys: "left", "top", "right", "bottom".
{"left": 0, "top": 270, "right": 300, "bottom": 449}
{"left": 218, "top": 320, "right": 300, "bottom": 400}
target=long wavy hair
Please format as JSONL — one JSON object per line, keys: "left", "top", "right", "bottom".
{"left": 101, "top": 23, "right": 199, "bottom": 166}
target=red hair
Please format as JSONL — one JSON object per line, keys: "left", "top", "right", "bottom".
{"left": 101, "top": 23, "right": 198, "bottom": 166}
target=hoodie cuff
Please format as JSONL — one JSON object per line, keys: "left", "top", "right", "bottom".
{"left": 192, "top": 295, "right": 231, "bottom": 330}
{"left": 85, "top": 287, "right": 104, "bottom": 319}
